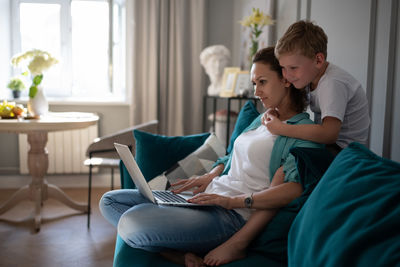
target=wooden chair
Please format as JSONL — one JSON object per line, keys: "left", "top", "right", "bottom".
{"left": 85, "top": 120, "right": 158, "bottom": 228}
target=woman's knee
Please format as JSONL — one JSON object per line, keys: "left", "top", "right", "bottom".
{"left": 99, "top": 191, "right": 112, "bottom": 206}
{"left": 117, "top": 203, "right": 163, "bottom": 250}
{"left": 99, "top": 191, "right": 113, "bottom": 214}
{"left": 99, "top": 189, "right": 142, "bottom": 227}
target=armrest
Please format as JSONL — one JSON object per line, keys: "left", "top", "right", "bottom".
{"left": 86, "top": 120, "right": 158, "bottom": 158}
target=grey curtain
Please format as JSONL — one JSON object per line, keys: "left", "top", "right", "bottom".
{"left": 127, "top": 0, "right": 206, "bottom": 136}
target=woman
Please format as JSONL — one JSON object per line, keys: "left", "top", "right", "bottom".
{"left": 99, "top": 47, "right": 321, "bottom": 266}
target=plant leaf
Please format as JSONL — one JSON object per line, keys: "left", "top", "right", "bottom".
{"left": 29, "top": 85, "right": 38, "bottom": 98}
{"left": 32, "top": 74, "right": 43, "bottom": 86}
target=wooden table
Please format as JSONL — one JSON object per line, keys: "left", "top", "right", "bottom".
{"left": 0, "top": 112, "right": 99, "bottom": 231}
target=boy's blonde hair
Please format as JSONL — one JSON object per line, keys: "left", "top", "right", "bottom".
{"left": 275, "top": 20, "right": 328, "bottom": 59}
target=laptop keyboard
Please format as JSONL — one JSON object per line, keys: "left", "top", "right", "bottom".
{"left": 153, "top": 191, "right": 188, "bottom": 203}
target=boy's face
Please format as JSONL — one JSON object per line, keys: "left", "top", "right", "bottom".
{"left": 278, "top": 52, "right": 322, "bottom": 89}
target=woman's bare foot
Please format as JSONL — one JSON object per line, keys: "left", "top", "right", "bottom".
{"left": 184, "top": 252, "right": 205, "bottom": 267}
{"left": 203, "top": 241, "right": 247, "bottom": 266}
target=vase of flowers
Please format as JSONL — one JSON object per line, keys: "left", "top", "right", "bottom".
{"left": 11, "top": 49, "right": 58, "bottom": 117}
{"left": 240, "top": 8, "right": 274, "bottom": 68}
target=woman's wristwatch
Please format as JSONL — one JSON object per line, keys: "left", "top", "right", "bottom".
{"left": 244, "top": 193, "right": 254, "bottom": 208}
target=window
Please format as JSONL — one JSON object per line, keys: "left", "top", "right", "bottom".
{"left": 11, "top": 0, "right": 126, "bottom": 101}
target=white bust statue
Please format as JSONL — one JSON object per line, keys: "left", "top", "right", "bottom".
{"left": 200, "top": 45, "right": 230, "bottom": 96}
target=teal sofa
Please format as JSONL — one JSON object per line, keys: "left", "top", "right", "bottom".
{"left": 112, "top": 101, "right": 400, "bottom": 266}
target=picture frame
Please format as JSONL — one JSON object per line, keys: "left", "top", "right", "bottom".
{"left": 233, "top": 71, "right": 251, "bottom": 96}
{"left": 219, "top": 67, "right": 240, "bottom": 97}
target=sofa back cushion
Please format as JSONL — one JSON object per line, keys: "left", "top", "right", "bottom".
{"left": 288, "top": 142, "right": 400, "bottom": 267}
{"left": 120, "top": 131, "right": 210, "bottom": 189}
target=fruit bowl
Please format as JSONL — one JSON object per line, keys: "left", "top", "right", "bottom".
{"left": 0, "top": 100, "right": 27, "bottom": 119}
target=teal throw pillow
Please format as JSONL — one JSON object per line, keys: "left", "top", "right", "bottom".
{"left": 288, "top": 142, "right": 400, "bottom": 267}
{"left": 227, "top": 100, "right": 260, "bottom": 153}
{"left": 119, "top": 130, "right": 210, "bottom": 189}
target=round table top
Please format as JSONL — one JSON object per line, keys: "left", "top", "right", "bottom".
{"left": 0, "top": 112, "right": 99, "bottom": 133}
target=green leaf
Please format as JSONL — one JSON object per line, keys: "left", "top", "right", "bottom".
{"left": 32, "top": 74, "right": 43, "bottom": 86}
{"left": 29, "top": 85, "right": 38, "bottom": 98}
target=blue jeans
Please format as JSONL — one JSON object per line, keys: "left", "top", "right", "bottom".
{"left": 99, "top": 189, "right": 246, "bottom": 254}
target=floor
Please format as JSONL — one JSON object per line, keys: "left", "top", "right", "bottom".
{"left": 0, "top": 188, "right": 117, "bottom": 267}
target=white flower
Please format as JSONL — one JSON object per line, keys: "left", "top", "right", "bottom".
{"left": 11, "top": 49, "right": 58, "bottom": 75}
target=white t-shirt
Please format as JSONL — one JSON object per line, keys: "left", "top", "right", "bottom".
{"left": 309, "top": 63, "right": 370, "bottom": 148}
{"left": 205, "top": 125, "right": 277, "bottom": 220}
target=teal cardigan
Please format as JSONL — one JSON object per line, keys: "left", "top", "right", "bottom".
{"left": 213, "top": 112, "right": 323, "bottom": 183}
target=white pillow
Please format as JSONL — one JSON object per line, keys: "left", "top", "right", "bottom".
{"left": 148, "top": 133, "right": 226, "bottom": 190}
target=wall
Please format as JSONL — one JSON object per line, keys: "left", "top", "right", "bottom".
{"left": 276, "top": 0, "right": 399, "bottom": 161}
{"left": 203, "top": 0, "right": 273, "bottom": 133}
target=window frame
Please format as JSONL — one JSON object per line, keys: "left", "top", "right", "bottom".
{"left": 10, "top": 0, "right": 126, "bottom": 104}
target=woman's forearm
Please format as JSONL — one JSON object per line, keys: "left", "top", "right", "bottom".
{"left": 209, "top": 164, "right": 224, "bottom": 179}
{"left": 228, "top": 182, "right": 303, "bottom": 210}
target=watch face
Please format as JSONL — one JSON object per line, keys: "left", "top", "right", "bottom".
{"left": 245, "top": 196, "right": 252, "bottom": 208}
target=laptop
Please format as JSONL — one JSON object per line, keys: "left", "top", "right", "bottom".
{"left": 114, "top": 142, "right": 208, "bottom": 206}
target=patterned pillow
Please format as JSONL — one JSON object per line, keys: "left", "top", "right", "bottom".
{"left": 148, "top": 133, "right": 226, "bottom": 190}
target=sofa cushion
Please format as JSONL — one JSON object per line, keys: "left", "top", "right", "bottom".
{"left": 288, "top": 142, "right": 400, "bottom": 267}
{"left": 114, "top": 235, "right": 181, "bottom": 267}
{"left": 226, "top": 100, "right": 260, "bottom": 153}
{"left": 119, "top": 131, "right": 210, "bottom": 189}
{"left": 114, "top": 235, "right": 285, "bottom": 267}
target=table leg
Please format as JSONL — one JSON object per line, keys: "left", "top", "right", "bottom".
{"left": 26, "top": 132, "right": 87, "bottom": 230}
{"left": 47, "top": 184, "right": 88, "bottom": 212}
{"left": 0, "top": 131, "right": 88, "bottom": 230}
{"left": 27, "top": 132, "right": 48, "bottom": 231}
{"left": 0, "top": 185, "right": 30, "bottom": 215}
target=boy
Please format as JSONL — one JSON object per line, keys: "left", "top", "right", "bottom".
{"left": 265, "top": 20, "right": 370, "bottom": 153}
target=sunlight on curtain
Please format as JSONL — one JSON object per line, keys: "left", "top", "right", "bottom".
{"left": 127, "top": 0, "right": 206, "bottom": 135}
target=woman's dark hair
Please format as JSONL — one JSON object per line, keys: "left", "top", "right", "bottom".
{"left": 253, "top": 47, "right": 308, "bottom": 113}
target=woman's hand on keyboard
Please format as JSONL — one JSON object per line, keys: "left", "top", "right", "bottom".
{"left": 171, "top": 173, "right": 214, "bottom": 195}
{"left": 188, "top": 193, "right": 232, "bottom": 209}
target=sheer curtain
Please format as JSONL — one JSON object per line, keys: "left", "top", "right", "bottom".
{"left": 126, "top": 0, "right": 206, "bottom": 136}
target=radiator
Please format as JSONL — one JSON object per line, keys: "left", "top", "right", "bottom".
{"left": 18, "top": 124, "right": 98, "bottom": 174}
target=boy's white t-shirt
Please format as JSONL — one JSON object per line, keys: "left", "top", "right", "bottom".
{"left": 205, "top": 125, "right": 277, "bottom": 220}
{"left": 308, "top": 63, "right": 370, "bottom": 148}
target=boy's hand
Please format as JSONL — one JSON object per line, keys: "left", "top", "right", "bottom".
{"left": 261, "top": 108, "right": 280, "bottom": 124}
{"left": 262, "top": 111, "right": 284, "bottom": 135}
{"left": 266, "top": 108, "right": 280, "bottom": 119}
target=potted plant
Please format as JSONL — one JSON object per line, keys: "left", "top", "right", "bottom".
{"left": 7, "top": 77, "right": 26, "bottom": 99}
